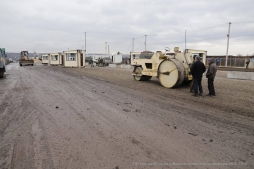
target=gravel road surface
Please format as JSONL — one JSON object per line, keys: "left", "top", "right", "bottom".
{"left": 0, "top": 63, "right": 253, "bottom": 169}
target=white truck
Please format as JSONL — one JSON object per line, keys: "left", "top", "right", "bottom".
{"left": 0, "top": 48, "right": 7, "bottom": 78}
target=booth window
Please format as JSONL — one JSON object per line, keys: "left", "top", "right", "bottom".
{"left": 51, "top": 55, "right": 58, "bottom": 61}
{"left": 66, "top": 53, "right": 76, "bottom": 61}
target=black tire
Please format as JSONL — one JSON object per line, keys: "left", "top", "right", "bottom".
{"left": 20, "top": 64, "right": 22, "bottom": 66}
{"left": 142, "top": 76, "right": 152, "bottom": 81}
{"left": 133, "top": 67, "right": 143, "bottom": 81}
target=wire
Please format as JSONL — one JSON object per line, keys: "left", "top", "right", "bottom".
{"left": 231, "top": 35, "right": 254, "bottom": 37}
{"left": 134, "top": 44, "right": 145, "bottom": 51}
{"left": 148, "top": 32, "right": 185, "bottom": 36}
{"left": 186, "top": 23, "right": 228, "bottom": 32}
{"left": 134, "top": 35, "right": 145, "bottom": 39}
{"left": 233, "top": 21, "right": 254, "bottom": 24}
{"left": 135, "top": 39, "right": 144, "bottom": 44}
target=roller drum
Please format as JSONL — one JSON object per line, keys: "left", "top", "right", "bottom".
{"left": 158, "top": 59, "right": 185, "bottom": 88}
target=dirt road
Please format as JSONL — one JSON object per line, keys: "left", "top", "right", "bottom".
{"left": 0, "top": 63, "right": 254, "bottom": 169}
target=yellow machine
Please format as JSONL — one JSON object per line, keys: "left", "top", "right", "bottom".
{"left": 19, "top": 51, "right": 34, "bottom": 66}
{"left": 131, "top": 47, "right": 207, "bottom": 88}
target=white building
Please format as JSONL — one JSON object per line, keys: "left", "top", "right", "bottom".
{"left": 111, "top": 53, "right": 122, "bottom": 63}
{"left": 49, "top": 53, "right": 63, "bottom": 65}
{"left": 42, "top": 54, "right": 49, "bottom": 64}
{"left": 63, "top": 50, "right": 85, "bottom": 67}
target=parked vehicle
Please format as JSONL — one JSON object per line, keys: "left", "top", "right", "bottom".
{"left": 0, "top": 48, "right": 7, "bottom": 78}
{"left": 19, "top": 51, "right": 34, "bottom": 66}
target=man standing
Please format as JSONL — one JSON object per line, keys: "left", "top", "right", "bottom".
{"left": 191, "top": 56, "right": 206, "bottom": 96}
{"left": 216, "top": 57, "right": 219, "bottom": 66}
{"left": 189, "top": 55, "right": 197, "bottom": 93}
{"left": 246, "top": 57, "right": 250, "bottom": 69}
{"left": 206, "top": 58, "right": 217, "bottom": 96}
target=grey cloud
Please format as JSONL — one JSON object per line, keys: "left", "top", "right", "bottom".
{"left": 0, "top": 0, "right": 254, "bottom": 55}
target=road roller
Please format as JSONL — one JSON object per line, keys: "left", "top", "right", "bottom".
{"left": 131, "top": 47, "right": 207, "bottom": 88}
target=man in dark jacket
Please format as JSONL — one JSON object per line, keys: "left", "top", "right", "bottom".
{"left": 206, "top": 58, "right": 217, "bottom": 96}
{"left": 189, "top": 55, "right": 197, "bottom": 93}
{"left": 191, "top": 56, "right": 206, "bottom": 96}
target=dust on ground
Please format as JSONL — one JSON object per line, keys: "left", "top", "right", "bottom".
{"left": 0, "top": 63, "right": 253, "bottom": 169}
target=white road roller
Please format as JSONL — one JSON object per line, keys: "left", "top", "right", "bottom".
{"left": 131, "top": 47, "right": 207, "bottom": 88}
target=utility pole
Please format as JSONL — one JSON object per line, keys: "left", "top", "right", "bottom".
{"left": 84, "top": 32, "right": 86, "bottom": 52}
{"left": 225, "top": 22, "right": 231, "bottom": 67}
{"left": 108, "top": 45, "right": 109, "bottom": 55}
{"left": 145, "top": 35, "right": 147, "bottom": 51}
{"left": 185, "top": 30, "right": 186, "bottom": 52}
{"left": 132, "top": 38, "right": 134, "bottom": 52}
{"left": 105, "top": 42, "right": 107, "bottom": 54}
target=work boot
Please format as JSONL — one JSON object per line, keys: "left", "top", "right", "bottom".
{"left": 192, "top": 93, "right": 198, "bottom": 97}
{"left": 199, "top": 91, "right": 203, "bottom": 96}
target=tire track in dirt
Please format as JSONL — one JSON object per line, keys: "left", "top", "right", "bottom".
{"left": 1, "top": 63, "right": 254, "bottom": 169}
{"left": 27, "top": 66, "right": 178, "bottom": 168}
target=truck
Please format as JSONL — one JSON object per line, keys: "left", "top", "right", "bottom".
{"left": 0, "top": 48, "right": 7, "bottom": 78}
{"left": 19, "top": 51, "right": 34, "bottom": 66}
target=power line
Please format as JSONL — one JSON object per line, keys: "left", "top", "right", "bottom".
{"left": 135, "top": 39, "right": 144, "bottom": 44}
{"left": 233, "top": 21, "right": 254, "bottom": 24}
{"left": 186, "top": 23, "right": 228, "bottom": 32}
{"left": 134, "top": 43, "right": 145, "bottom": 51}
{"left": 134, "top": 35, "right": 145, "bottom": 39}
{"left": 148, "top": 32, "right": 185, "bottom": 36}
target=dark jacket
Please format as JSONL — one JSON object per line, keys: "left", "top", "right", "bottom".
{"left": 191, "top": 61, "right": 206, "bottom": 79}
{"left": 206, "top": 60, "right": 217, "bottom": 79}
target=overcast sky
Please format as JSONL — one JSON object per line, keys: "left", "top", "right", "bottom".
{"left": 0, "top": 0, "right": 254, "bottom": 55}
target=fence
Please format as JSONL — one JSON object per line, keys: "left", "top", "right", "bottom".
{"left": 207, "top": 56, "right": 254, "bottom": 67}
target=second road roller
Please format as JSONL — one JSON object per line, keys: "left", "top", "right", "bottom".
{"left": 131, "top": 47, "right": 207, "bottom": 88}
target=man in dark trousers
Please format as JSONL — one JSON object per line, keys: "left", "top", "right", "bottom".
{"left": 191, "top": 56, "right": 206, "bottom": 96}
{"left": 189, "top": 55, "right": 197, "bottom": 93}
{"left": 206, "top": 58, "right": 217, "bottom": 96}
{"left": 246, "top": 57, "right": 250, "bottom": 69}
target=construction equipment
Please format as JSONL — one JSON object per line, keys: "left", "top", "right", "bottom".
{"left": 19, "top": 51, "right": 34, "bottom": 66}
{"left": 0, "top": 48, "right": 7, "bottom": 78}
{"left": 131, "top": 47, "right": 207, "bottom": 88}
{"left": 97, "top": 57, "right": 111, "bottom": 67}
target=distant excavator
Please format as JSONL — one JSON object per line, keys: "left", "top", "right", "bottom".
{"left": 19, "top": 51, "right": 34, "bottom": 66}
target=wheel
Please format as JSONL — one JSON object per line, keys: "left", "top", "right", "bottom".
{"left": 133, "top": 67, "right": 142, "bottom": 81}
{"left": 20, "top": 64, "right": 22, "bottom": 66}
{"left": 158, "top": 59, "right": 184, "bottom": 88}
{"left": 133, "top": 67, "right": 144, "bottom": 81}
{"left": 0, "top": 73, "right": 3, "bottom": 78}
{"left": 133, "top": 67, "right": 152, "bottom": 81}
{"left": 32, "top": 64, "right": 34, "bottom": 66}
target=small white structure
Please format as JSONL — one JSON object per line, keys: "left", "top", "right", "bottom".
{"left": 50, "top": 53, "right": 63, "bottom": 65}
{"left": 42, "top": 54, "right": 49, "bottom": 64}
{"left": 111, "top": 53, "right": 122, "bottom": 63}
{"left": 63, "top": 50, "right": 85, "bottom": 67}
